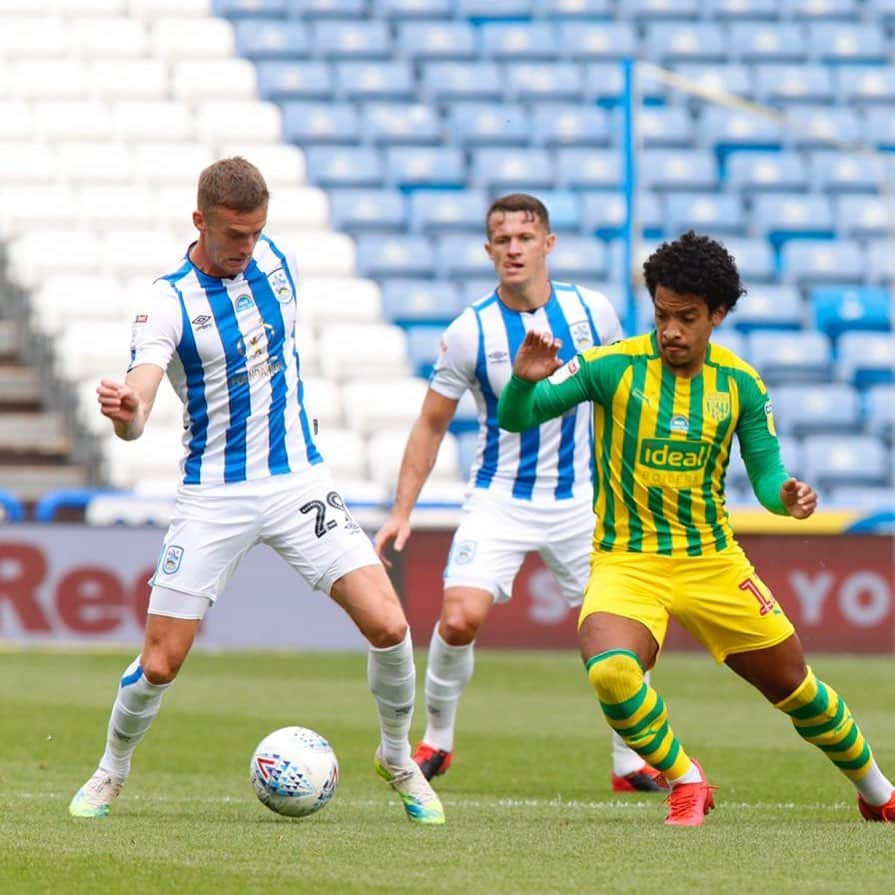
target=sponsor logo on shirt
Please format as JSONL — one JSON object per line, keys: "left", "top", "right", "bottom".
{"left": 134, "top": 313, "right": 148, "bottom": 324}
{"left": 548, "top": 356, "right": 580, "bottom": 385}
{"left": 487, "top": 350, "right": 509, "bottom": 364}
{"left": 638, "top": 438, "right": 709, "bottom": 487}
{"left": 235, "top": 294, "right": 254, "bottom": 312}
{"left": 191, "top": 314, "right": 213, "bottom": 330}
{"left": 670, "top": 415, "right": 689, "bottom": 432}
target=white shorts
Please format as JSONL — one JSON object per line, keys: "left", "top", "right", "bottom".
{"left": 443, "top": 488, "right": 595, "bottom": 605}
{"left": 149, "top": 464, "right": 379, "bottom": 608}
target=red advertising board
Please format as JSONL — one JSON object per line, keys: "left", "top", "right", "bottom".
{"left": 400, "top": 532, "right": 895, "bottom": 654}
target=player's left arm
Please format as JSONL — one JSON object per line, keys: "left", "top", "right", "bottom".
{"left": 736, "top": 374, "right": 817, "bottom": 519}
{"left": 497, "top": 331, "right": 592, "bottom": 431}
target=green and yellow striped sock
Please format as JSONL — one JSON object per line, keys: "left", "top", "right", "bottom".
{"left": 586, "top": 649, "right": 693, "bottom": 782}
{"left": 775, "top": 667, "right": 873, "bottom": 782}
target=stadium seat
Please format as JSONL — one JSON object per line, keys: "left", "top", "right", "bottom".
{"left": 770, "top": 383, "right": 861, "bottom": 436}
{"left": 409, "top": 190, "right": 487, "bottom": 234}
{"left": 447, "top": 103, "right": 530, "bottom": 147}
{"left": 312, "top": 21, "right": 392, "bottom": 59}
{"left": 533, "top": 190, "right": 582, "bottom": 232}
{"left": 824, "top": 486, "right": 895, "bottom": 511}
{"left": 355, "top": 235, "right": 435, "bottom": 278}
{"left": 131, "top": 143, "right": 216, "bottom": 186}
{"left": 479, "top": 23, "right": 560, "bottom": 60}
{"left": 434, "top": 235, "right": 496, "bottom": 278}
{"left": 632, "top": 106, "right": 695, "bottom": 148}
{"left": 663, "top": 192, "right": 745, "bottom": 236}
{"left": 801, "top": 434, "right": 891, "bottom": 490}
{"left": 281, "top": 102, "right": 360, "bottom": 144}
{"left": 102, "top": 428, "right": 187, "bottom": 490}
{"left": 730, "top": 284, "right": 804, "bottom": 332}
{"left": 385, "top": 147, "right": 465, "bottom": 188}
{"left": 809, "top": 150, "right": 887, "bottom": 193}
{"left": 836, "top": 65, "right": 895, "bottom": 105}
{"left": 7, "top": 228, "right": 104, "bottom": 286}
{"left": 784, "top": 0, "right": 860, "bottom": 21}
{"left": 503, "top": 63, "right": 586, "bottom": 103}
{"left": 289, "top": 0, "right": 366, "bottom": 16}
{"left": 395, "top": 22, "right": 476, "bottom": 60}
{"left": 639, "top": 149, "right": 717, "bottom": 191}
{"left": 581, "top": 191, "right": 663, "bottom": 240}
{"left": 859, "top": 107, "right": 895, "bottom": 150}
{"left": 362, "top": 103, "right": 441, "bottom": 144}
{"left": 725, "top": 151, "right": 808, "bottom": 193}
{"left": 622, "top": 0, "right": 702, "bottom": 19}
{"left": 404, "top": 325, "right": 443, "bottom": 377}
{"left": 780, "top": 240, "right": 865, "bottom": 286}
{"left": 456, "top": 0, "right": 535, "bottom": 19}
{"left": 709, "top": 326, "right": 748, "bottom": 360}
{"left": 707, "top": 0, "right": 779, "bottom": 20}
{"left": 809, "top": 286, "right": 891, "bottom": 341}
{"left": 111, "top": 100, "right": 194, "bottom": 143}
{"left": 89, "top": 58, "right": 169, "bottom": 99}
{"left": 783, "top": 105, "right": 861, "bottom": 150}
{"left": 643, "top": 23, "right": 728, "bottom": 64}
{"left": 0, "top": 15, "right": 67, "bottom": 58}
{"left": 545, "top": 236, "right": 609, "bottom": 282}
{"left": 716, "top": 236, "right": 776, "bottom": 285}
{"left": 746, "top": 330, "right": 833, "bottom": 384}
{"left": 327, "top": 189, "right": 406, "bottom": 232}
{"left": 728, "top": 22, "right": 809, "bottom": 63}
{"left": 808, "top": 22, "right": 887, "bottom": 64}
{"left": 0, "top": 184, "right": 78, "bottom": 235}
{"left": 835, "top": 196, "right": 891, "bottom": 239}
{"left": 582, "top": 62, "right": 666, "bottom": 105}
{"left": 195, "top": 100, "right": 282, "bottom": 145}
{"left": 233, "top": 20, "right": 310, "bottom": 60}
{"left": 754, "top": 64, "right": 835, "bottom": 104}
{"left": 0, "top": 100, "right": 33, "bottom": 139}
{"left": 864, "top": 239, "right": 895, "bottom": 285}
{"left": 698, "top": 108, "right": 782, "bottom": 161}
{"left": 305, "top": 147, "right": 383, "bottom": 187}
{"left": 297, "top": 376, "right": 344, "bottom": 428}
{"left": 310, "top": 427, "right": 368, "bottom": 480}
{"left": 865, "top": 384, "right": 895, "bottom": 442}
{"left": 256, "top": 61, "right": 334, "bottom": 101}
{"left": 341, "top": 377, "right": 428, "bottom": 435}
{"left": 556, "top": 22, "right": 638, "bottom": 60}
{"left": 299, "top": 277, "right": 383, "bottom": 327}
{"left": 420, "top": 62, "right": 504, "bottom": 102}
{"left": 218, "top": 142, "right": 307, "bottom": 188}
{"left": 751, "top": 194, "right": 835, "bottom": 246}
{"left": 542, "top": 0, "right": 613, "bottom": 16}
{"left": 29, "top": 274, "right": 126, "bottom": 338}
{"left": 380, "top": 280, "right": 465, "bottom": 327}
{"left": 32, "top": 100, "right": 113, "bottom": 142}
{"left": 335, "top": 61, "right": 415, "bottom": 102}
{"left": 283, "top": 231, "right": 355, "bottom": 276}
{"left": 68, "top": 17, "right": 150, "bottom": 58}
{"left": 368, "top": 427, "right": 461, "bottom": 488}
{"left": 726, "top": 434, "right": 802, "bottom": 492}
{"left": 470, "top": 148, "right": 556, "bottom": 191}
{"left": 317, "top": 324, "right": 411, "bottom": 382}
{"left": 530, "top": 105, "right": 610, "bottom": 147}
{"left": 150, "top": 18, "right": 235, "bottom": 59}
{"left": 836, "top": 332, "right": 895, "bottom": 390}
{"left": 672, "top": 64, "right": 755, "bottom": 100}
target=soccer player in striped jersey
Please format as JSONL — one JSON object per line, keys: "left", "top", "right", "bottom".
{"left": 68, "top": 157, "right": 444, "bottom": 825}
{"left": 374, "top": 194, "right": 666, "bottom": 793}
{"left": 498, "top": 230, "right": 895, "bottom": 826}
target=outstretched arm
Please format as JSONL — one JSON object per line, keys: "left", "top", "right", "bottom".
{"left": 96, "top": 364, "right": 165, "bottom": 441}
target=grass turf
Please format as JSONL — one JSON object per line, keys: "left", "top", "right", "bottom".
{"left": 1, "top": 648, "right": 892, "bottom": 895}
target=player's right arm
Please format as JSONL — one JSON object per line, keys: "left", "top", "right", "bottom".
{"left": 373, "top": 388, "right": 459, "bottom": 565}
{"left": 97, "top": 364, "right": 165, "bottom": 441}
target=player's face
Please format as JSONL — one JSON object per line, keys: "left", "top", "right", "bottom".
{"left": 485, "top": 210, "right": 555, "bottom": 291}
{"left": 653, "top": 285, "right": 727, "bottom": 376}
{"left": 193, "top": 204, "right": 267, "bottom": 278}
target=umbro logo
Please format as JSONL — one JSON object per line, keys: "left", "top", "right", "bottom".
{"left": 191, "top": 314, "right": 213, "bottom": 330}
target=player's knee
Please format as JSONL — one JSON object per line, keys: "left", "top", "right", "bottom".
{"left": 587, "top": 650, "right": 644, "bottom": 705}
{"left": 140, "top": 651, "right": 185, "bottom": 685}
{"left": 364, "top": 617, "right": 408, "bottom": 650}
{"left": 438, "top": 608, "right": 479, "bottom": 646}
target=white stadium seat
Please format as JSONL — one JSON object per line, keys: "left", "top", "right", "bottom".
{"left": 0, "top": 17, "right": 67, "bottom": 57}
{"left": 171, "top": 59, "right": 258, "bottom": 102}
{"left": 216, "top": 143, "right": 306, "bottom": 187}
{"left": 367, "top": 428, "right": 460, "bottom": 487}
{"left": 67, "top": 17, "right": 149, "bottom": 57}
{"left": 53, "top": 320, "right": 133, "bottom": 383}
{"left": 89, "top": 59, "right": 169, "bottom": 99}
{"left": 284, "top": 232, "right": 356, "bottom": 276}
{"left": 299, "top": 277, "right": 382, "bottom": 325}
{"left": 150, "top": 17, "right": 235, "bottom": 59}
{"left": 0, "top": 185, "right": 78, "bottom": 236}
{"left": 313, "top": 426, "right": 367, "bottom": 479}
{"left": 264, "top": 185, "right": 330, "bottom": 231}
{"left": 12, "top": 59, "right": 89, "bottom": 99}
{"left": 7, "top": 229, "right": 104, "bottom": 285}
{"left": 55, "top": 141, "right": 133, "bottom": 184}
{"left": 195, "top": 101, "right": 283, "bottom": 145}
{"left": 78, "top": 184, "right": 160, "bottom": 230}
{"left": 99, "top": 229, "right": 184, "bottom": 278}
{"left": 341, "top": 377, "right": 427, "bottom": 434}
{"left": 32, "top": 100, "right": 114, "bottom": 141}
{"left": 0, "top": 100, "right": 33, "bottom": 138}
{"left": 131, "top": 143, "right": 215, "bottom": 185}
{"left": 296, "top": 376, "right": 344, "bottom": 428}
{"left": 318, "top": 323, "right": 410, "bottom": 381}
{"left": 112, "top": 100, "right": 194, "bottom": 143}
{"left": 30, "top": 274, "right": 126, "bottom": 338}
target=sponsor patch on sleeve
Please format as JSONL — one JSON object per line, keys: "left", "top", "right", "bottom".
{"left": 548, "top": 356, "right": 580, "bottom": 385}
{"left": 134, "top": 313, "right": 148, "bottom": 323}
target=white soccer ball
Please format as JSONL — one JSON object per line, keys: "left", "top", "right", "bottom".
{"left": 249, "top": 726, "right": 339, "bottom": 818}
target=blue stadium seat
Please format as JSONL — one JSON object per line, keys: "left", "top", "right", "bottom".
{"left": 535, "top": 190, "right": 582, "bottom": 232}
{"left": 870, "top": 0, "right": 895, "bottom": 23}
{"left": 835, "top": 196, "right": 890, "bottom": 239}
{"left": 784, "top": 0, "right": 860, "bottom": 20}
{"left": 808, "top": 22, "right": 887, "bottom": 64}
{"left": 503, "top": 63, "right": 585, "bottom": 103}
{"left": 746, "top": 330, "right": 833, "bottom": 383}
{"left": 234, "top": 20, "right": 310, "bottom": 60}
{"left": 859, "top": 107, "right": 895, "bottom": 150}
{"left": 664, "top": 193, "right": 744, "bottom": 236}
{"left": 421, "top": 62, "right": 504, "bottom": 102}
{"left": 355, "top": 235, "right": 436, "bottom": 278}
{"left": 280, "top": 101, "right": 359, "bottom": 144}
{"left": 825, "top": 485, "right": 895, "bottom": 511}
{"left": 866, "top": 383, "right": 895, "bottom": 442}
{"left": 312, "top": 21, "right": 391, "bottom": 59}
{"left": 728, "top": 23, "right": 809, "bottom": 63}
{"left": 409, "top": 190, "right": 487, "bottom": 234}
{"left": 305, "top": 147, "right": 383, "bottom": 187}
{"left": 783, "top": 106, "right": 861, "bottom": 149}
{"left": 726, "top": 151, "right": 808, "bottom": 192}
{"left": 770, "top": 383, "right": 861, "bottom": 436}
{"left": 435, "top": 234, "right": 498, "bottom": 278}
{"left": 362, "top": 103, "right": 441, "bottom": 144}
{"left": 555, "top": 149, "right": 620, "bottom": 189}
{"left": 547, "top": 236, "right": 609, "bottom": 282}
{"left": 780, "top": 240, "right": 865, "bottom": 286}
{"left": 470, "top": 148, "right": 555, "bottom": 191}
{"left": 405, "top": 325, "right": 444, "bottom": 377}
{"left": 556, "top": 22, "right": 638, "bottom": 60}
{"left": 256, "top": 61, "right": 333, "bottom": 101}
{"left": 479, "top": 23, "right": 559, "bottom": 60}
{"left": 461, "top": 279, "right": 499, "bottom": 304}
{"left": 633, "top": 106, "right": 695, "bottom": 148}
{"left": 395, "top": 22, "right": 476, "bottom": 60}
{"left": 530, "top": 105, "right": 610, "bottom": 147}
{"left": 447, "top": 103, "right": 530, "bottom": 146}
{"left": 581, "top": 63, "right": 666, "bottom": 106}
{"left": 336, "top": 62, "right": 414, "bottom": 101}
{"left": 380, "top": 0, "right": 453, "bottom": 19}
{"left": 727, "top": 434, "right": 802, "bottom": 491}
{"left": 699, "top": 108, "right": 782, "bottom": 159}
{"left": 582, "top": 191, "right": 663, "bottom": 239}
{"left": 672, "top": 64, "right": 755, "bottom": 100}
{"left": 288, "top": 0, "right": 366, "bottom": 16}
{"left": 327, "top": 189, "right": 406, "bottom": 232}
{"left": 710, "top": 325, "right": 748, "bottom": 360}
{"left": 706, "top": 0, "right": 779, "bottom": 20}
{"left": 639, "top": 149, "right": 717, "bottom": 191}
{"left": 865, "top": 240, "right": 895, "bottom": 284}
{"left": 836, "top": 66, "right": 895, "bottom": 104}
{"left": 751, "top": 193, "right": 835, "bottom": 246}
{"left": 809, "top": 286, "right": 891, "bottom": 341}
{"left": 643, "top": 23, "right": 728, "bottom": 64}
{"left": 542, "top": 0, "right": 613, "bottom": 16}
{"left": 730, "top": 284, "right": 804, "bottom": 332}
{"left": 809, "top": 150, "right": 887, "bottom": 193}
{"left": 754, "top": 64, "right": 835, "bottom": 104}
{"left": 719, "top": 237, "right": 776, "bottom": 282}
{"left": 385, "top": 147, "right": 465, "bottom": 189}
{"left": 621, "top": 0, "right": 702, "bottom": 19}
{"left": 380, "top": 280, "right": 465, "bottom": 327}
{"left": 214, "top": 0, "right": 288, "bottom": 16}
{"left": 801, "top": 434, "right": 891, "bottom": 489}
{"left": 836, "top": 332, "right": 895, "bottom": 390}
{"left": 456, "top": 0, "right": 535, "bottom": 19}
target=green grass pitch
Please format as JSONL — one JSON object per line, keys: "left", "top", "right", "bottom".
{"left": 1, "top": 648, "right": 892, "bottom": 895}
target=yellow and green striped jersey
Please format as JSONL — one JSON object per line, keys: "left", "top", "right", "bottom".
{"left": 497, "top": 331, "right": 789, "bottom": 557}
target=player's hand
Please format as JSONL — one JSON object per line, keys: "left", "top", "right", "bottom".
{"left": 780, "top": 477, "right": 817, "bottom": 519}
{"left": 96, "top": 379, "right": 140, "bottom": 424}
{"left": 373, "top": 515, "right": 412, "bottom": 569}
{"left": 512, "top": 330, "right": 564, "bottom": 382}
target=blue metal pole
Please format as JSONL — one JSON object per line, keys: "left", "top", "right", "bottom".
{"left": 621, "top": 57, "right": 636, "bottom": 336}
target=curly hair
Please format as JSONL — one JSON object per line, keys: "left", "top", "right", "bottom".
{"left": 643, "top": 231, "right": 745, "bottom": 315}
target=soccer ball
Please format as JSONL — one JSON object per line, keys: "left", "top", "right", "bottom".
{"left": 249, "top": 726, "right": 339, "bottom": 818}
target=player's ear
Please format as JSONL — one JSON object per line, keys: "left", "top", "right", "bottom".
{"left": 711, "top": 305, "right": 728, "bottom": 327}
{"left": 544, "top": 232, "right": 556, "bottom": 254}
{"left": 192, "top": 209, "right": 205, "bottom": 233}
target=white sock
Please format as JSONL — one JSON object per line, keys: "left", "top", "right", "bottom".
{"left": 422, "top": 627, "right": 475, "bottom": 753}
{"left": 611, "top": 669, "right": 653, "bottom": 775}
{"left": 855, "top": 760, "right": 895, "bottom": 806}
{"left": 368, "top": 628, "right": 415, "bottom": 766}
{"left": 99, "top": 657, "right": 170, "bottom": 781}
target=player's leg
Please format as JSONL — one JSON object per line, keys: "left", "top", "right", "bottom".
{"left": 725, "top": 633, "right": 895, "bottom": 821}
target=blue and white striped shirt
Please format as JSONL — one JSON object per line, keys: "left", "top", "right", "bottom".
{"left": 129, "top": 235, "right": 321, "bottom": 485}
{"left": 431, "top": 282, "right": 622, "bottom": 503}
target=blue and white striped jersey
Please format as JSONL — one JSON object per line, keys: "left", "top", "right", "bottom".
{"left": 129, "top": 235, "right": 321, "bottom": 485}
{"left": 431, "top": 282, "right": 622, "bottom": 503}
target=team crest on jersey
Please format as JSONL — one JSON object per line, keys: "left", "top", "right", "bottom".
{"left": 235, "top": 294, "right": 254, "bottom": 312}
{"left": 670, "top": 415, "right": 689, "bottom": 432}
{"left": 569, "top": 320, "right": 593, "bottom": 350}
{"left": 267, "top": 268, "right": 293, "bottom": 304}
{"left": 451, "top": 540, "right": 477, "bottom": 565}
{"left": 704, "top": 392, "right": 731, "bottom": 422}
{"left": 161, "top": 545, "right": 184, "bottom": 575}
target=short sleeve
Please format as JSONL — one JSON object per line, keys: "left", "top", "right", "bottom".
{"left": 429, "top": 310, "right": 478, "bottom": 400}
{"left": 578, "top": 285, "right": 624, "bottom": 344}
{"left": 128, "top": 280, "right": 183, "bottom": 373}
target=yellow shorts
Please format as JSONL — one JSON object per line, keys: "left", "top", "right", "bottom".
{"left": 579, "top": 544, "right": 795, "bottom": 663}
